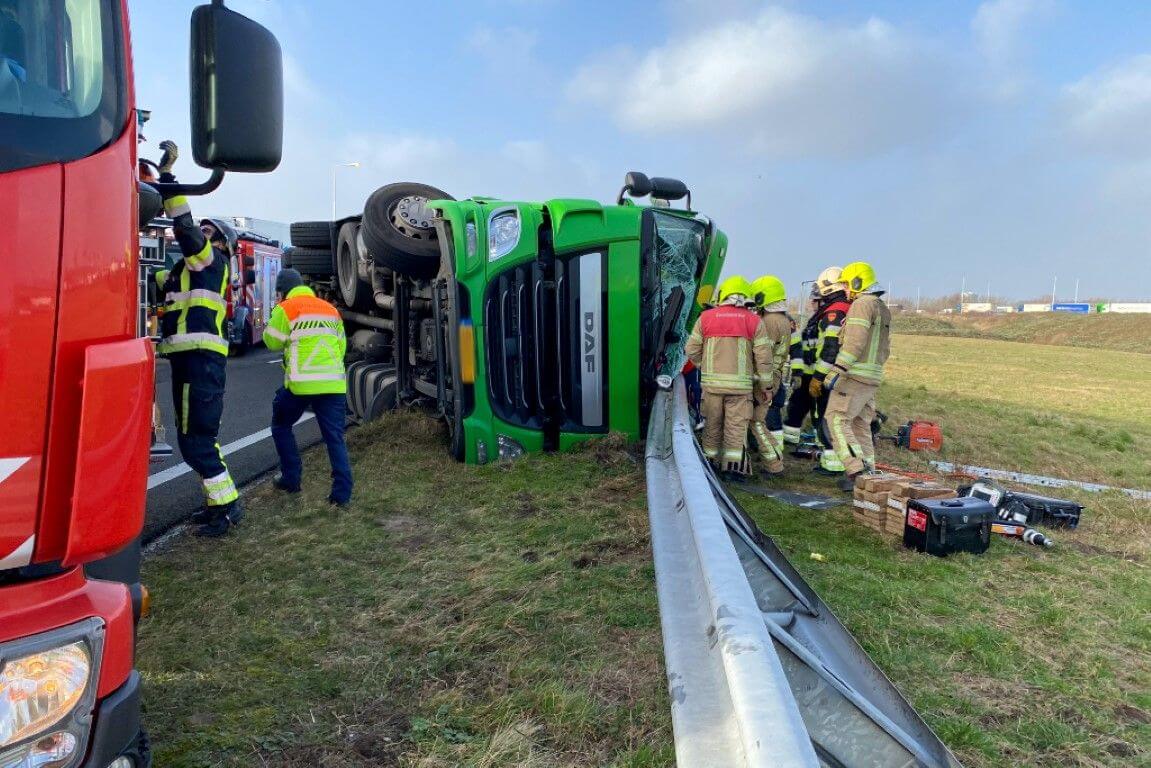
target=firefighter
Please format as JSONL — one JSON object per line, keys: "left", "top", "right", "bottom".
{"left": 807, "top": 268, "right": 853, "bottom": 474}
{"left": 823, "top": 261, "right": 891, "bottom": 491}
{"left": 748, "top": 275, "right": 790, "bottom": 475}
{"left": 782, "top": 287, "right": 817, "bottom": 445}
{"left": 152, "top": 141, "right": 242, "bottom": 536}
{"left": 684, "top": 276, "right": 772, "bottom": 479}
{"left": 263, "top": 269, "right": 353, "bottom": 506}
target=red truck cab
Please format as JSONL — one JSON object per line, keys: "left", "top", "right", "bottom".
{"left": 0, "top": 2, "right": 282, "bottom": 765}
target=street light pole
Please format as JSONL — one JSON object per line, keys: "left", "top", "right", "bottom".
{"left": 331, "top": 161, "right": 361, "bottom": 220}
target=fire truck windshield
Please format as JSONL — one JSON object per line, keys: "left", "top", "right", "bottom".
{"left": 0, "top": 0, "right": 127, "bottom": 173}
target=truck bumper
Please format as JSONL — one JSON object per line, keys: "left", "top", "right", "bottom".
{"left": 85, "top": 670, "right": 150, "bottom": 767}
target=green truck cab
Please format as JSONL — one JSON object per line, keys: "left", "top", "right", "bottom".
{"left": 288, "top": 173, "right": 725, "bottom": 464}
{"left": 430, "top": 175, "right": 727, "bottom": 463}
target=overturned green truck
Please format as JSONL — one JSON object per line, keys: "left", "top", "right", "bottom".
{"left": 286, "top": 173, "right": 725, "bottom": 463}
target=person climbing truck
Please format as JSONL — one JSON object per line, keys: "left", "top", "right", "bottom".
{"left": 749, "top": 274, "right": 791, "bottom": 476}
{"left": 685, "top": 275, "right": 772, "bottom": 479}
{"left": 153, "top": 140, "right": 243, "bottom": 537}
{"left": 822, "top": 261, "right": 891, "bottom": 492}
{"left": 263, "top": 268, "right": 354, "bottom": 507}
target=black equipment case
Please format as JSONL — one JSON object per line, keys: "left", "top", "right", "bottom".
{"left": 903, "top": 497, "right": 994, "bottom": 557}
{"left": 965, "top": 482, "right": 1083, "bottom": 529}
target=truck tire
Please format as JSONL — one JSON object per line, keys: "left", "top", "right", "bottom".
{"left": 361, "top": 182, "right": 454, "bottom": 280}
{"left": 289, "top": 247, "right": 334, "bottom": 277}
{"left": 336, "top": 222, "right": 375, "bottom": 311}
{"left": 290, "top": 220, "right": 334, "bottom": 249}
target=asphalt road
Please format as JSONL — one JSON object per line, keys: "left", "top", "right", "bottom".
{"left": 145, "top": 347, "right": 322, "bottom": 541}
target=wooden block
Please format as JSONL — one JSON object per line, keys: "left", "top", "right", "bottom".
{"left": 857, "top": 472, "right": 907, "bottom": 493}
{"left": 854, "top": 489, "right": 890, "bottom": 506}
{"left": 852, "top": 499, "right": 883, "bottom": 514}
{"left": 893, "top": 480, "right": 956, "bottom": 500}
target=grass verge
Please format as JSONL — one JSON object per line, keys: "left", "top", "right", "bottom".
{"left": 139, "top": 416, "right": 671, "bottom": 767}
{"left": 138, "top": 334, "right": 1150, "bottom": 767}
{"left": 892, "top": 312, "right": 1151, "bottom": 355}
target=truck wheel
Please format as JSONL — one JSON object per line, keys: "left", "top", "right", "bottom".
{"left": 290, "top": 220, "right": 334, "bottom": 249}
{"left": 337, "top": 222, "right": 375, "bottom": 311}
{"left": 290, "top": 247, "right": 334, "bottom": 277}
{"left": 361, "top": 182, "right": 454, "bottom": 280}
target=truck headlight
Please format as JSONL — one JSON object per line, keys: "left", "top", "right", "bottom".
{"left": 0, "top": 620, "right": 103, "bottom": 768}
{"left": 497, "top": 434, "right": 525, "bottom": 461}
{"left": 487, "top": 208, "right": 521, "bottom": 261}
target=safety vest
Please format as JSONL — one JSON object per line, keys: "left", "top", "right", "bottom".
{"left": 263, "top": 286, "right": 347, "bottom": 395}
{"left": 154, "top": 194, "right": 230, "bottom": 357}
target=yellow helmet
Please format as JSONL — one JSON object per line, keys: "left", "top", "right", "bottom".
{"left": 841, "top": 261, "right": 877, "bottom": 297}
{"left": 751, "top": 275, "right": 786, "bottom": 307}
{"left": 717, "top": 275, "right": 753, "bottom": 303}
{"left": 814, "top": 266, "right": 845, "bottom": 297}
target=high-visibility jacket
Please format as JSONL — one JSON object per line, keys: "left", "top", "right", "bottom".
{"left": 812, "top": 296, "right": 852, "bottom": 380}
{"left": 757, "top": 311, "right": 791, "bottom": 393}
{"left": 684, "top": 303, "right": 772, "bottom": 395}
{"left": 263, "top": 286, "right": 347, "bottom": 395}
{"left": 831, "top": 292, "right": 891, "bottom": 385}
{"left": 154, "top": 193, "right": 229, "bottom": 357}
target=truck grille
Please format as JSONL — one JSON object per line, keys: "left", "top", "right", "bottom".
{"left": 483, "top": 252, "right": 606, "bottom": 434}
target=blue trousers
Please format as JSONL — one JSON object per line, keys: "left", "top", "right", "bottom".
{"left": 271, "top": 388, "right": 353, "bottom": 503}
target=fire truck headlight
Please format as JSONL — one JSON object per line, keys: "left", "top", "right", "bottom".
{"left": 487, "top": 209, "right": 521, "bottom": 261}
{"left": 0, "top": 620, "right": 103, "bottom": 768}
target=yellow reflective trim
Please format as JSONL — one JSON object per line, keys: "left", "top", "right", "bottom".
{"left": 181, "top": 384, "right": 190, "bottom": 435}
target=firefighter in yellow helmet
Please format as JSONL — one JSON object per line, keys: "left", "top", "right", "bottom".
{"left": 747, "top": 275, "right": 790, "bottom": 475}
{"left": 822, "top": 262, "right": 891, "bottom": 491}
{"left": 685, "top": 275, "right": 773, "bottom": 479}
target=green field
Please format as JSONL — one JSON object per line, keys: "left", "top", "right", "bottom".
{"left": 137, "top": 333, "right": 1150, "bottom": 767}
{"left": 893, "top": 311, "right": 1151, "bottom": 356}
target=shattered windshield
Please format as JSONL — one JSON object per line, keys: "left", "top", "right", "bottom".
{"left": 645, "top": 210, "right": 707, "bottom": 377}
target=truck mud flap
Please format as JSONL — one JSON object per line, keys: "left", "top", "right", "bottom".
{"left": 646, "top": 379, "right": 963, "bottom": 767}
{"left": 346, "top": 362, "right": 397, "bottom": 423}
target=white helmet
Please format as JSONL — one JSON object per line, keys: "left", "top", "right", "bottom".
{"left": 815, "top": 266, "right": 846, "bottom": 297}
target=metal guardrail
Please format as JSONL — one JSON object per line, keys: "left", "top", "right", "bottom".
{"left": 646, "top": 380, "right": 964, "bottom": 768}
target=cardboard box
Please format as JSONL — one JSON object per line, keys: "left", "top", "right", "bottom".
{"left": 857, "top": 472, "right": 907, "bottom": 493}
{"left": 853, "top": 488, "right": 890, "bottom": 506}
{"left": 852, "top": 500, "right": 888, "bottom": 533}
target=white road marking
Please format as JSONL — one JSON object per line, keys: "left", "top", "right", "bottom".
{"left": 147, "top": 414, "right": 315, "bottom": 490}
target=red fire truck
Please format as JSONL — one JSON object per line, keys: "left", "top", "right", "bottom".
{"left": 226, "top": 229, "right": 285, "bottom": 355}
{"left": 0, "top": 2, "right": 282, "bottom": 766}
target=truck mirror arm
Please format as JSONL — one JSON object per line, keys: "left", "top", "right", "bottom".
{"left": 151, "top": 168, "right": 226, "bottom": 197}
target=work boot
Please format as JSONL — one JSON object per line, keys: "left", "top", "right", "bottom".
{"left": 326, "top": 495, "right": 350, "bottom": 509}
{"left": 272, "top": 473, "right": 301, "bottom": 493}
{"left": 812, "top": 465, "right": 843, "bottom": 477}
{"left": 189, "top": 506, "right": 213, "bottom": 525}
{"left": 193, "top": 500, "right": 243, "bottom": 538}
{"left": 762, "top": 459, "right": 785, "bottom": 477}
{"left": 837, "top": 472, "right": 861, "bottom": 493}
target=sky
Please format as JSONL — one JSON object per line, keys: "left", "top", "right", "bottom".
{"left": 129, "top": 0, "right": 1151, "bottom": 302}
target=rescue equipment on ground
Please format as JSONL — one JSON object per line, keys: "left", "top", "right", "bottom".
{"left": 902, "top": 497, "right": 994, "bottom": 557}
{"left": 964, "top": 482, "right": 1082, "bottom": 529}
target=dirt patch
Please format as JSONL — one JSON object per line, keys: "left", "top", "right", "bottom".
{"left": 514, "top": 490, "right": 541, "bottom": 518}
{"left": 1115, "top": 703, "right": 1151, "bottom": 725}
{"left": 1066, "top": 539, "right": 1145, "bottom": 563}
{"left": 521, "top": 550, "right": 539, "bottom": 563}
{"left": 375, "top": 515, "right": 421, "bottom": 532}
{"left": 571, "top": 555, "right": 598, "bottom": 570}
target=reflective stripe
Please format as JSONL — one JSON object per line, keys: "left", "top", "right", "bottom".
{"left": 181, "top": 383, "right": 190, "bottom": 435}
{"left": 290, "top": 327, "right": 342, "bottom": 340}
{"left": 185, "top": 242, "right": 215, "bottom": 272}
{"left": 159, "top": 332, "right": 229, "bottom": 357}
{"left": 837, "top": 350, "right": 858, "bottom": 366}
{"left": 264, "top": 326, "right": 288, "bottom": 341}
{"left": 291, "top": 313, "right": 342, "bottom": 323}
{"left": 166, "top": 289, "right": 224, "bottom": 304}
{"left": 164, "top": 195, "right": 191, "bottom": 218}
{"left": 203, "top": 470, "right": 239, "bottom": 506}
{"left": 846, "top": 317, "right": 871, "bottom": 328}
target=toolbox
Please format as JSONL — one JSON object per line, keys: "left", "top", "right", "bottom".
{"left": 965, "top": 482, "right": 1083, "bottom": 529}
{"left": 903, "top": 497, "right": 994, "bottom": 557}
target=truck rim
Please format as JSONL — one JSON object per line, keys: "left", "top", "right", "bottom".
{"left": 391, "top": 195, "right": 437, "bottom": 242}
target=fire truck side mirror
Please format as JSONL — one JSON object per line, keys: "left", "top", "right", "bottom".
{"left": 189, "top": 3, "right": 284, "bottom": 173}
{"left": 243, "top": 269, "right": 257, "bottom": 285}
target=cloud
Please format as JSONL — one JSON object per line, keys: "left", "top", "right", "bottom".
{"left": 1063, "top": 54, "right": 1151, "bottom": 158}
{"left": 971, "top": 0, "right": 1053, "bottom": 62}
{"left": 468, "top": 25, "right": 539, "bottom": 69}
{"left": 566, "top": 7, "right": 962, "bottom": 159}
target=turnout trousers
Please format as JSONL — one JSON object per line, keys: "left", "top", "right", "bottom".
{"left": 701, "top": 391, "right": 753, "bottom": 473}
{"left": 271, "top": 388, "right": 353, "bottom": 504}
{"left": 168, "top": 350, "right": 238, "bottom": 507}
{"left": 751, "top": 387, "right": 786, "bottom": 473}
{"left": 824, "top": 377, "right": 878, "bottom": 476}
{"left": 784, "top": 373, "right": 814, "bottom": 440}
